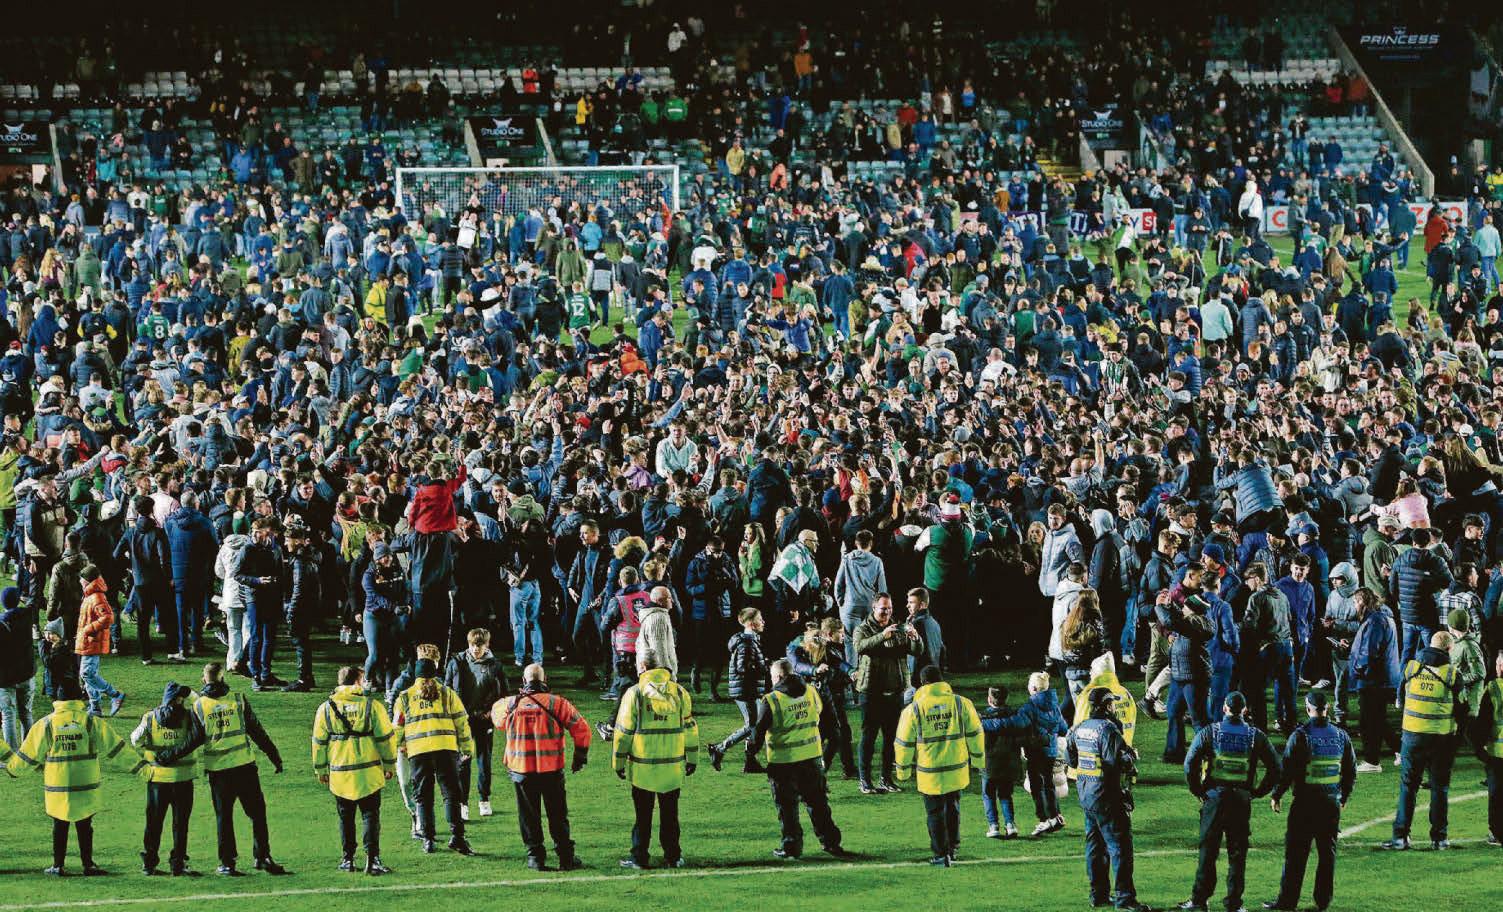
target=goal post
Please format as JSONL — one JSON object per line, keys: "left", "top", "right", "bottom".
{"left": 394, "top": 166, "right": 682, "bottom": 227}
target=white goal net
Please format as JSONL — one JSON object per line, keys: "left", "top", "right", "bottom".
{"left": 395, "top": 165, "right": 681, "bottom": 228}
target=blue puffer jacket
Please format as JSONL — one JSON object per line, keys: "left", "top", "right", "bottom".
{"left": 1349, "top": 605, "right": 1401, "bottom": 690}
{"left": 164, "top": 506, "right": 217, "bottom": 584}
{"left": 1203, "top": 591, "right": 1240, "bottom": 673}
{"left": 1388, "top": 546, "right": 1453, "bottom": 630}
{"left": 992, "top": 687, "right": 1069, "bottom": 757}
{"left": 1214, "top": 462, "right": 1282, "bottom": 524}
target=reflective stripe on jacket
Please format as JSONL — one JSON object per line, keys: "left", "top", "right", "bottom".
{"left": 893, "top": 681, "right": 983, "bottom": 795}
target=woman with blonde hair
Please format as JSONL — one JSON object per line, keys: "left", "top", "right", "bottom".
{"left": 1059, "top": 589, "right": 1108, "bottom": 703}
{"left": 788, "top": 617, "right": 856, "bottom": 777}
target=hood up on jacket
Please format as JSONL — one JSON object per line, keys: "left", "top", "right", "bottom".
{"left": 155, "top": 680, "right": 192, "bottom": 725}
{"left": 1330, "top": 561, "right": 1360, "bottom": 598}
{"left": 1090, "top": 508, "right": 1116, "bottom": 537}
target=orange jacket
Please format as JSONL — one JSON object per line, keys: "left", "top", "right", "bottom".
{"left": 75, "top": 577, "right": 112, "bottom": 656}
{"left": 491, "top": 690, "right": 591, "bottom": 775}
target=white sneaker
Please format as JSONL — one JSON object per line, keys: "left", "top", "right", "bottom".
{"left": 1121, "top": 654, "right": 1137, "bottom": 666}
{"left": 986, "top": 825, "right": 1002, "bottom": 839}
{"left": 1312, "top": 679, "right": 1332, "bottom": 690}
{"left": 1005, "top": 824, "right": 1019, "bottom": 838}
{"left": 1356, "top": 761, "right": 1383, "bottom": 773}
{"left": 479, "top": 801, "right": 493, "bottom": 817}
{"left": 1395, "top": 752, "right": 1403, "bottom": 766}
{"left": 1031, "top": 820, "right": 1053, "bottom": 837}
{"left": 460, "top": 805, "right": 470, "bottom": 822}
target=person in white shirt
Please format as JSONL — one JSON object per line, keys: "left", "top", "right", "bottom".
{"left": 654, "top": 423, "right": 698, "bottom": 478}
{"left": 1201, "top": 293, "right": 1235, "bottom": 343}
{"left": 1237, "top": 180, "right": 1264, "bottom": 239}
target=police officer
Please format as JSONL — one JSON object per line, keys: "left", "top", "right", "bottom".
{"left": 1071, "top": 653, "right": 1138, "bottom": 776}
{"left": 312, "top": 665, "right": 398, "bottom": 875}
{"left": 393, "top": 656, "right": 475, "bottom": 856}
{"left": 1180, "top": 691, "right": 1280, "bottom": 912}
{"left": 613, "top": 648, "right": 699, "bottom": 869}
{"left": 492, "top": 663, "right": 592, "bottom": 871}
{"left": 6, "top": 678, "right": 145, "bottom": 875}
{"left": 131, "top": 681, "right": 206, "bottom": 876}
{"left": 1264, "top": 691, "right": 1356, "bottom": 912}
{"left": 192, "top": 662, "right": 289, "bottom": 876}
{"left": 1382, "top": 630, "right": 1461, "bottom": 850}
{"left": 895, "top": 665, "right": 984, "bottom": 867}
{"left": 1067, "top": 688, "right": 1149, "bottom": 912}
{"left": 745, "top": 658, "right": 853, "bottom": 860}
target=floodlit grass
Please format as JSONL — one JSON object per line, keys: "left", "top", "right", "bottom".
{"left": 0, "top": 234, "right": 1459, "bottom": 909}
{"left": 0, "top": 636, "right": 1495, "bottom": 911}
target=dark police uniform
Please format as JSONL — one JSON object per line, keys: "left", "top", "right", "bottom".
{"left": 1184, "top": 713, "right": 1279, "bottom": 911}
{"left": 1067, "top": 693, "right": 1144, "bottom": 910}
{"left": 1267, "top": 709, "right": 1355, "bottom": 912}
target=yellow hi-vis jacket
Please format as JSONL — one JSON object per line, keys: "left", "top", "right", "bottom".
{"left": 1401, "top": 660, "right": 1457, "bottom": 735}
{"left": 131, "top": 711, "right": 201, "bottom": 784}
{"left": 1481, "top": 679, "right": 1503, "bottom": 759}
{"left": 1069, "top": 670, "right": 1137, "bottom": 778}
{"left": 193, "top": 692, "right": 255, "bottom": 772}
{"left": 7, "top": 700, "right": 145, "bottom": 821}
{"left": 393, "top": 681, "right": 474, "bottom": 758}
{"left": 613, "top": 668, "right": 699, "bottom": 793}
{"left": 762, "top": 686, "right": 824, "bottom": 764}
{"left": 312, "top": 685, "right": 397, "bottom": 800}
{"left": 894, "top": 681, "right": 984, "bottom": 795}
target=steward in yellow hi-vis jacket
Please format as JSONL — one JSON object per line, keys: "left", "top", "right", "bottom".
{"left": 744, "top": 659, "right": 852, "bottom": 860}
{"left": 1070, "top": 653, "right": 1137, "bottom": 779}
{"left": 130, "top": 681, "right": 205, "bottom": 876}
{"left": 613, "top": 652, "right": 699, "bottom": 869}
{"left": 1384, "top": 636, "right": 1462, "bottom": 850}
{"left": 192, "top": 662, "right": 289, "bottom": 876}
{"left": 6, "top": 678, "right": 145, "bottom": 875}
{"left": 894, "top": 666, "right": 983, "bottom": 866}
{"left": 312, "top": 666, "right": 397, "bottom": 875}
{"left": 392, "top": 657, "right": 475, "bottom": 855}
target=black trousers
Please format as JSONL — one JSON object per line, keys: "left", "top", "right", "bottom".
{"left": 143, "top": 780, "right": 194, "bottom": 869}
{"left": 410, "top": 750, "right": 465, "bottom": 839}
{"left": 768, "top": 760, "right": 842, "bottom": 856}
{"left": 1357, "top": 687, "right": 1399, "bottom": 765}
{"left": 1486, "top": 756, "right": 1503, "bottom": 842}
{"left": 859, "top": 692, "right": 901, "bottom": 783}
{"left": 459, "top": 721, "right": 494, "bottom": 804}
{"left": 1191, "top": 786, "right": 1252, "bottom": 909}
{"left": 136, "top": 583, "right": 176, "bottom": 662}
{"left": 822, "top": 693, "right": 856, "bottom": 775}
{"left": 208, "top": 764, "right": 271, "bottom": 867}
{"left": 288, "top": 624, "right": 314, "bottom": 684}
{"left": 51, "top": 815, "right": 94, "bottom": 868}
{"left": 629, "top": 786, "right": 681, "bottom": 864}
{"left": 335, "top": 792, "right": 382, "bottom": 859}
{"left": 1276, "top": 794, "right": 1340, "bottom": 910}
{"left": 922, "top": 791, "right": 962, "bottom": 857}
{"left": 27, "top": 556, "right": 55, "bottom": 623}
{"left": 512, "top": 770, "right": 574, "bottom": 862}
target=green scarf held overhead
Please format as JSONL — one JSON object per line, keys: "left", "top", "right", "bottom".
{"left": 769, "top": 542, "right": 818, "bottom": 593}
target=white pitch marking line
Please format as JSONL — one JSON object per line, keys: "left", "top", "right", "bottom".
{"left": 0, "top": 848, "right": 1205, "bottom": 910}
{"left": 1338, "top": 790, "right": 1488, "bottom": 838}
